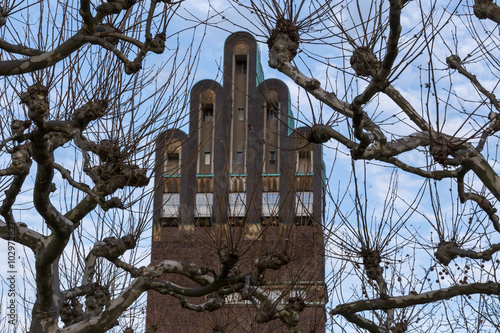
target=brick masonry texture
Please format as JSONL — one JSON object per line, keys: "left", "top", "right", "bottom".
{"left": 147, "top": 225, "right": 326, "bottom": 332}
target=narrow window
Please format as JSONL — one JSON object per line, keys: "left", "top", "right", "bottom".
{"left": 297, "top": 150, "right": 312, "bottom": 173}
{"left": 203, "top": 103, "right": 214, "bottom": 122}
{"left": 204, "top": 151, "right": 211, "bottom": 166}
{"left": 236, "top": 58, "right": 247, "bottom": 74}
{"left": 238, "top": 107, "right": 245, "bottom": 121}
{"left": 165, "top": 152, "right": 180, "bottom": 175}
{"left": 269, "top": 150, "right": 276, "bottom": 165}
{"left": 236, "top": 151, "right": 243, "bottom": 165}
{"left": 165, "top": 141, "right": 181, "bottom": 176}
{"left": 266, "top": 104, "right": 279, "bottom": 120}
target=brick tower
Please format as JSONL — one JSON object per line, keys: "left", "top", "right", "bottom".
{"left": 146, "top": 31, "right": 326, "bottom": 332}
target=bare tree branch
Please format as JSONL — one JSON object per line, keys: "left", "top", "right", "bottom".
{"left": 331, "top": 282, "right": 500, "bottom": 315}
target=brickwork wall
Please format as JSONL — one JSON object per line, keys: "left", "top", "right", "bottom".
{"left": 146, "top": 224, "right": 326, "bottom": 332}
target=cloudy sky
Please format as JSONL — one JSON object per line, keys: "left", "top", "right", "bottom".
{"left": 2, "top": 0, "right": 500, "bottom": 331}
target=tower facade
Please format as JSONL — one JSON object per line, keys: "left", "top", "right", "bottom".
{"left": 147, "top": 32, "right": 326, "bottom": 332}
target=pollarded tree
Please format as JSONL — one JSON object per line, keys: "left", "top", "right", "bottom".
{"left": 0, "top": 1, "right": 314, "bottom": 332}
{"left": 228, "top": 0, "right": 500, "bottom": 331}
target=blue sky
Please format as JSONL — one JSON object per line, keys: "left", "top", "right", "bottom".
{"left": 2, "top": 0, "right": 500, "bottom": 331}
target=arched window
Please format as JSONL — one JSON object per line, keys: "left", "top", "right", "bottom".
{"left": 264, "top": 90, "right": 280, "bottom": 174}
{"left": 198, "top": 90, "right": 216, "bottom": 175}
{"left": 164, "top": 139, "right": 181, "bottom": 176}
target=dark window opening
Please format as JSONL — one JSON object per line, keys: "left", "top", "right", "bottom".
{"left": 235, "top": 55, "right": 247, "bottom": 74}
{"left": 203, "top": 103, "right": 214, "bottom": 122}
{"left": 168, "top": 152, "right": 180, "bottom": 162}
{"left": 299, "top": 150, "right": 311, "bottom": 159}
{"left": 269, "top": 150, "right": 276, "bottom": 165}
{"left": 165, "top": 152, "right": 180, "bottom": 175}
{"left": 297, "top": 150, "right": 311, "bottom": 173}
